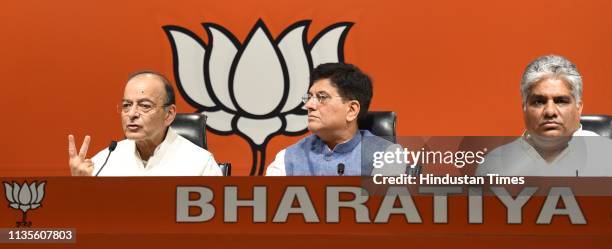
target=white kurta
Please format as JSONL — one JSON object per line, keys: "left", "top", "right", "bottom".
{"left": 476, "top": 127, "right": 612, "bottom": 176}
{"left": 91, "top": 128, "right": 222, "bottom": 176}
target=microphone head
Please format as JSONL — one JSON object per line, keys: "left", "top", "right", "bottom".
{"left": 109, "top": 141, "right": 118, "bottom": 152}
{"left": 337, "top": 163, "right": 345, "bottom": 175}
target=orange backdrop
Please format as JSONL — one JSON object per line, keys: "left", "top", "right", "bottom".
{"left": 1, "top": 0, "right": 611, "bottom": 176}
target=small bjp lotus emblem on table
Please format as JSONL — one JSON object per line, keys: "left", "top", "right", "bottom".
{"left": 3, "top": 181, "right": 46, "bottom": 227}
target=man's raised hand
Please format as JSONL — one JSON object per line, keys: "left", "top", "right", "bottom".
{"left": 68, "top": 135, "right": 94, "bottom": 176}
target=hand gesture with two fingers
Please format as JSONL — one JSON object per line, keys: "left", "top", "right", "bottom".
{"left": 68, "top": 135, "right": 94, "bottom": 176}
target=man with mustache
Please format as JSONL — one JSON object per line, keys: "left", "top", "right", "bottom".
{"left": 68, "top": 71, "right": 222, "bottom": 176}
{"left": 477, "top": 55, "right": 612, "bottom": 176}
{"left": 266, "top": 63, "right": 406, "bottom": 176}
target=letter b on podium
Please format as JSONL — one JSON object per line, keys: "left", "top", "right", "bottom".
{"left": 176, "top": 187, "right": 215, "bottom": 222}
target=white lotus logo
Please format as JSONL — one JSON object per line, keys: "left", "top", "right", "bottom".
{"left": 163, "top": 20, "right": 352, "bottom": 175}
{"left": 4, "top": 181, "right": 46, "bottom": 227}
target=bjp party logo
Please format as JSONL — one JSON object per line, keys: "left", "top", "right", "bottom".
{"left": 164, "top": 20, "right": 353, "bottom": 175}
{"left": 3, "top": 181, "right": 46, "bottom": 227}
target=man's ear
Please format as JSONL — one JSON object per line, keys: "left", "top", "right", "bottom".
{"left": 164, "top": 105, "right": 177, "bottom": 126}
{"left": 346, "top": 100, "right": 360, "bottom": 123}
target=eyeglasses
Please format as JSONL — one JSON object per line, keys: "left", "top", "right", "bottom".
{"left": 301, "top": 93, "right": 342, "bottom": 105}
{"left": 117, "top": 101, "right": 171, "bottom": 114}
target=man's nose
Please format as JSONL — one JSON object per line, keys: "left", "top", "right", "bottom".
{"left": 303, "top": 97, "right": 317, "bottom": 111}
{"left": 127, "top": 106, "right": 140, "bottom": 119}
{"left": 543, "top": 100, "right": 558, "bottom": 118}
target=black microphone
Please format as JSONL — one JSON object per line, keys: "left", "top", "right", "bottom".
{"left": 337, "top": 163, "right": 345, "bottom": 176}
{"left": 95, "top": 141, "right": 117, "bottom": 176}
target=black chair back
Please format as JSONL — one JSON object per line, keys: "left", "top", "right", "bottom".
{"left": 218, "top": 163, "right": 231, "bottom": 176}
{"left": 358, "top": 111, "right": 397, "bottom": 143}
{"left": 171, "top": 113, "right": 231, "bottom": 176}
{"left": 171, "top": 113, "right": 208, "bottom": 149}
{"left": 580, "top": 115, "right": 612, "bottom": 138}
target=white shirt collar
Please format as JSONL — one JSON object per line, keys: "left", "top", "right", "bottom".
{"left": 519, "top": 125, "right": 595, "bottom": 164}
{"left": 521, "top": 125, "right": 597, "bottom": 138}
{"left": 133, "top": 127, "right": 178, "bottom": 169}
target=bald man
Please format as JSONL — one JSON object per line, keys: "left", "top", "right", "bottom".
{"left": 68, "top": 71, "right": 222, "bottom": 176}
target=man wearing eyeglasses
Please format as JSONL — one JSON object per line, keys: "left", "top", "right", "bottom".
{"left": 266, "top": 63, "right": 405, "bottom": 176}
{"left": 68, "top": 71, "right": 222, "bottom": 176}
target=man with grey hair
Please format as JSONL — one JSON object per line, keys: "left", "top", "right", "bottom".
{"left": 477, "top": 55, "right": 612, "bottom": 176}
{"left": 68, "top": 71, "right": 222, "bottom": 176}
